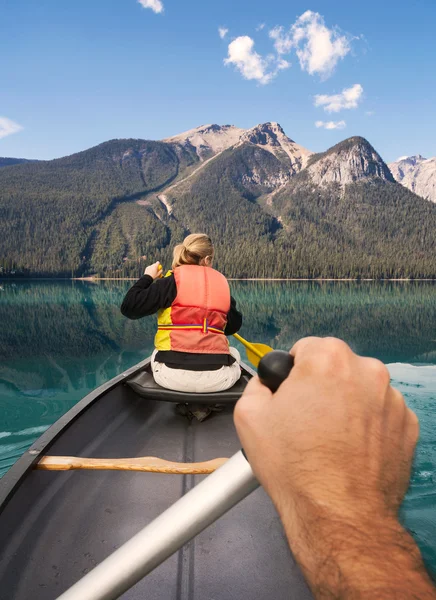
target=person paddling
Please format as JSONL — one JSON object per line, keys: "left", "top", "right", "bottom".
{"left": 121, "top": 233, "right": 242, "bottom": 393}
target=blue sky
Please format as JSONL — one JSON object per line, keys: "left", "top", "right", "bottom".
{"left": 1, "top": 0, "right": 435, "bottom": 162}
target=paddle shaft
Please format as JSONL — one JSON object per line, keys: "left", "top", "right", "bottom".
{"left": 56, "top": 451, "right": 258, "bottom": 600}
{"left": 37, "top": 455, "right": 228, "bottom": 474}
{"left": 233, "top": 333, "right": 263, "bottom": 358}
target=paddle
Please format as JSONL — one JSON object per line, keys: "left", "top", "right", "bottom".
{"left": 232, "top": 332, "right": 273, "bottom": 368}
{"left": 37, "top": 455, "right": 228, "bottom": 474}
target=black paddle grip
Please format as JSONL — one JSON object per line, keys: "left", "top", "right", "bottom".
{"left": 257, "top": 350, "right": 294, "bottom": 393}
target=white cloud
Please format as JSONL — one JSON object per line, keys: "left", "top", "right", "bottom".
{"left": 365, "top": 110, "right": 375, "bottom": 116}
{"left": 0, "top": 117, "right": 23, "bottom": 140}
{"left": 224, "top": 11, "right": 352, "bottom": 85}
{"left": 314, "top": 83, "right": 363, "bottom": 113}
{"left": 224, "top": 36, "right": 290, "bottom": 85}
{"left": 315, "top": 120, "right": 346, "bottom": 130}
{"left": 218, "top": 27, "right": 229, "bottom": 39}
{"left": 269, "top": 26, "right": 293, "bottom": 55}
{"left": 290, "top": 11, "right": 350, "bottom": 78}
{"left": 138, "top": 0, "right": 163, "bottom": 14}
{"left": 276, "top": 58, "right": 291, "bottom": 71}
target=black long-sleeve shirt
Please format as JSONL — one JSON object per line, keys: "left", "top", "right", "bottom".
{"left": 121, "top": 274, "right": 242, "bottom": 370}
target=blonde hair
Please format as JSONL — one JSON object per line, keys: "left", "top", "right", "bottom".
{"left": 172, "top": 233, "right": 214, "bottom": 269}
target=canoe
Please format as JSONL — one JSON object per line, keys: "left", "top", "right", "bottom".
{"left": 0, "top": 357, "right": 313, "bottom": 599}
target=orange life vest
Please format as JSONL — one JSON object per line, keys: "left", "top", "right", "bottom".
{"left": 155, "top": 265, "right": 231, "bottom": 355}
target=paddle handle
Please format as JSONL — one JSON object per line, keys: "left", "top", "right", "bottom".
{"left": 232, "top": 333, "right": 264, "bottom": 359}
{"left": 56, "top": 451, "right": 258, "bottom": 600}
{"left": 257, "top": 350, "right": 294, "bottom": 393}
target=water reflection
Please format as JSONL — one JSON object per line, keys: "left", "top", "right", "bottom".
{"left": 231, "top": 280, "right": 436, "bottom": 364}
{"left": 0, "top": 280, "right": 435, "bottom": 574}
{"left": 1, "top": 279, "right": 435, "bottom": 475}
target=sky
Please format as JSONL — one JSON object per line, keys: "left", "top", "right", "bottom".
{"left": 1, "top": 0, "right": 435, "bottom": 163}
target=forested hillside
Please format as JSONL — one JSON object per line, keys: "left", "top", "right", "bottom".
{"left": 0, "top": 139, "right": 197, "bottom": 276}
{"left": 0, "top": 158, "right": 35, "bottom": 168}
{"left": 1, "top": 125, "right": 435, "bottom": 279}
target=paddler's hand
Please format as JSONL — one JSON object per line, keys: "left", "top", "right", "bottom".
{"left": 144, "top": 261, "right": 163, "bottom": 280}
{"left": 234, "top": 338, "right": 434, "bottom": 599}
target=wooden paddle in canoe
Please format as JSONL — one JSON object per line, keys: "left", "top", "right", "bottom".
{"left": 36, "top": 455, "right": 228, "bottom": 474}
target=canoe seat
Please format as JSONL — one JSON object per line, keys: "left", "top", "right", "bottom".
{"left": 126, "top": 368, "right": 250, "bottom": 405}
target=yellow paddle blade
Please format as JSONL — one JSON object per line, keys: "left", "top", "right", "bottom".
{"left": 245, "top": 343, "right": 273, "bottom": 368}
{"left": 233, "top": 333, "right": 273, "bottom": 368}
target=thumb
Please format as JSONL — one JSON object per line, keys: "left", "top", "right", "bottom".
{"left": 234, "top": 376, "right": 272, "bottom": 445}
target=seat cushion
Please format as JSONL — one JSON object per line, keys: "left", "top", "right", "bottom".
{"left": 127, "top": 367, "right": 250, "bottom": 405}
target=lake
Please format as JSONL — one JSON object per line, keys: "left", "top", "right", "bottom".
{"left": 0, "top": 280, "right": 435, "bottom": 576}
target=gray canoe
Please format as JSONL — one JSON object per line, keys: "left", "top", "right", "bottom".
{"left": 0, "top": 358, "right": 313, "bottom": 599}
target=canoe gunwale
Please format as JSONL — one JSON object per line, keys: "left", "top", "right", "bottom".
{"left": 0, "top": 357, "right": 152, "bottom": 510}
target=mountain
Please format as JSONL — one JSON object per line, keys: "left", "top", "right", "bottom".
{"left": 164, "top": 122, "right": 311, "bottom": 171}
{"left": 0, "top": 124, "right": 435, "bottom": 279}
{"left": 0, "top": 157, "right": 35, "bottom": 168}
{"left": 389, "top": 155, "right": 436, "bottom": 203}
{"left": 307, "top": 137, "right": 394, "bottom": 186}
{"left": 164, "top": 124, "right": 245, "bottom": 160}
{"left": 264, "top": 137, "right": 436, "bottom": 278}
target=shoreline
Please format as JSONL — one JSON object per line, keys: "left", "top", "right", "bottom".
{"left": 1, "top": 277, "right": 435, "bottom": 282}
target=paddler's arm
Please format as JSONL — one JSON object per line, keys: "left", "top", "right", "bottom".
{"left": 120, "top": 274, "right": 176, "bottom": 319}
{"left": 224, "top": 296, "right": 242, "bottom": 336}
{"left": 235, "top": 337, "right": 436, "bottom": 600}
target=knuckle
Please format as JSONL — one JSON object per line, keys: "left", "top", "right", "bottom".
{"left": 322, "top": 337, "right": 351, "bottom": 359}
{"left": 408, "top": 407, "right": 419, "bottom": 427}
{"left": 367, "top": 358, "right": 391, "bottom": 390}
{"left": 407, "top": 408, "right": 420, "bottom": 443}
{"left": 315, "top": 338, "right": 351, "bottom": 373}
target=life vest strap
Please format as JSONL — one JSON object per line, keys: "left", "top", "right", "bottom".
{"left": 158, "top": 318, "right": 225, "bottom": 335}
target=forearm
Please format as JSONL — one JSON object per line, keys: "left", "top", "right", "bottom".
{"left": 279, "top": 497, "right": 436, "bottom": 599}
{"left": 121, "top": 274, "right": 176, "bottom": 318}
{"left": 120, "top": 275, "right": 154, "bottom": 319}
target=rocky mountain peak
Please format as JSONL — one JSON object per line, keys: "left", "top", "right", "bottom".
{"left": 394, "top": 154, "right": 426, "bottom": 165}
{"left": 307, "top": 136, "right": 394, "bottom": 186}
{"left": 164, "top": 122, "right": 312, "bottom": 172}
{"left": 163, "top": 124, "right": 245, "bottom": 160}
{"left": 240, "top": 122, "right": 288, "bottom": 146}
{"left": 389, "top": 154, "right": 436, "bottom": 203}
{"left": 240, "top": 122, "right": 312, "bottom": 172}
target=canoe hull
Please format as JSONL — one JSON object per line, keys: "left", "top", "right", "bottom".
{"left": 0, "top": 361, "right": 313, "bottom": 599}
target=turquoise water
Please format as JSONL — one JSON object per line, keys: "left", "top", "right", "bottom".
{"left": 0, "top": 280, "right": 435, "bottom": 575}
